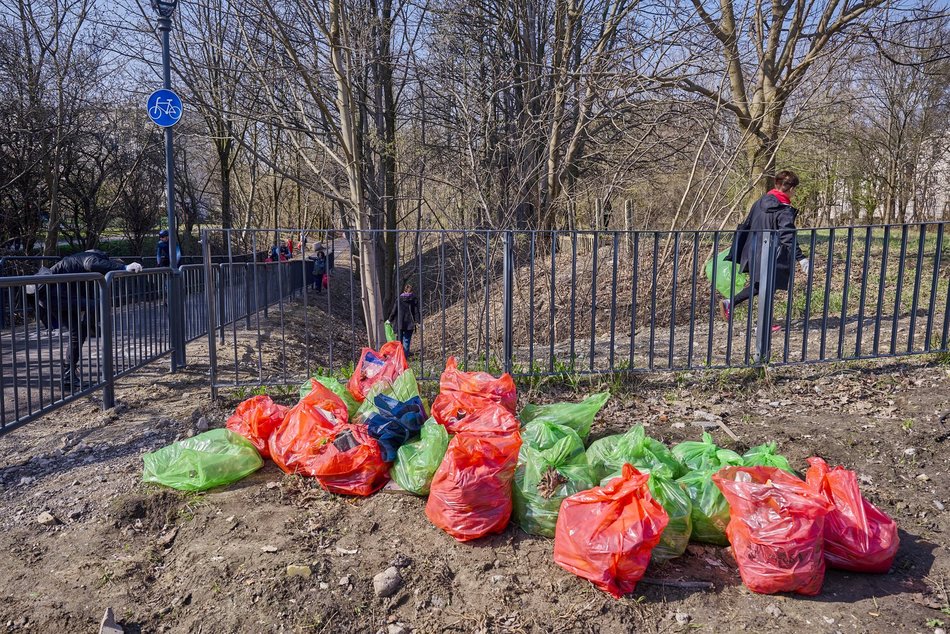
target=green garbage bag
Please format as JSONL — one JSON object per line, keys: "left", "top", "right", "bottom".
{"left": 513, "top": 421, "right": 594, "bottom": 537}
{"left": 300, "top": 375, "right": 360, "bottom": 419}
{"left": 385, "top": 320, "right": 397, "bottom": 343}
{"left": 671, "top": 432, "right": 742, "bottom": 471}
{"left": 742, "top": 442, "right": 794, "bottom": 473}
{"left": 704, "top": 249, "right": 748, "bottom": 299}
{"left": 142, "top": 429, "right": 263, "bottom": 492}
{"left": 586, "top": 425, "right": 685, "bottom": 483}
{"left": 519, "top": 392, "right": 609, "bottom": 442}
{"left": 355, "top": 369, "right": 423, "bottom": 420}
{"left": 390, "top": 417, "right": 449, "bottom": 495}
{"left": 675, "top": 467, "right": 734, "bottom": 545}
{"left": 602, "top": 464, "right": 692, "bottom": 561}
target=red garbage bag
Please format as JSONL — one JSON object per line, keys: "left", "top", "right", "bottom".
{"left": 713, "top": 466, "right": 833, "bottom": 595}
{"left": 308, "top": 423, "right": 390, "bottom": 496}
{"left": 553, "top": 464, "right": 669, "bottom": 598}
{"left": 269, "top": 380, "right": 349, "bottom": 474}
{"left": 347, "top": 341, "right": 409, "bottom": 402}
{"left": 431, "top": 357, "right": 517, "bottom": 433}
{"left": 425, "top": 403, "right": 522, "bottom": 541}
{"left": 225, "top": 395, "right": 289, "bottom": 458}
{"left": 448, "top": 400, "right": 520, "bottom": 435}
{"left": 805, "top": 457, "right": 899, "bottom": 573}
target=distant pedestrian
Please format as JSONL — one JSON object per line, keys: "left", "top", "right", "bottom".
{"left": 312, "top": 250, "right": 327, "bottom": 293}
{"left": 30, "top": 250, "right": 142, "bottom": 389}
{"left": 156, "top": 229, "right": 180, "bottom": 267}
{"left": 286, "top": 237, "right": 294, "bottom": 257}
{"left": 389, "top": 283, "right": 420, "bottom": 355}
{"left": 721, "top": 170, "right": 810, "bottom": 332}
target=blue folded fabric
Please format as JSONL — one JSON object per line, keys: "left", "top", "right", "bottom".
{"left": 366, "top": 394, "right": 426, "bottom": 462}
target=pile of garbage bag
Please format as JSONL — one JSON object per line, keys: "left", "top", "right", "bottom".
{"left": 141, "top": 346, "right": 898, "bottom": 600}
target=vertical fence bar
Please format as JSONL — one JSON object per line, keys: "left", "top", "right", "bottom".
{"left": 819, "top": 229, "right": 835, "bottom": 360}
{"left": 100, "top": 278, "right": 114, "bottom": 408}
{"left": 687, "top": 232, "right": 699, "bottom": 369}
{"left": 708, "top": 231, "right": 720, "bottom": 367}
{"left": 755, "top": 231, "right": 775, "bottom": 364}
{"left": 837, "top": 227, "right": 854, "bottom": 359}
{"left": 202, "top": 232, "right": 219, "bottom": 399}
{"left": 855, "top": 227, "right": 872, "bottom": 357}
{"left": 529, "top": 232, "right": 537, "bottom": 373}
{"left": 502, "top": 231, "right": 514, "bottom": 375}
{"left": 549, "top": 231, "right": 556, "bottom": 373}
{"left": 873, "top": 225, "right": 890, "bottom": 355}
{"left": 609, "top": 232, "right": 619, "bottom": 371}
{"left": 569, "top": 233, "right": 577, "bottom": 369}
{"left": 669, "top": 233, "right": 680, "bottom": 369}
{"left": 925, "top": 223, "right": 944, "bottom": 351}
{"left": 908, "top": 224, "right": 927, "bottom": 352}
{"left": 628, "top": 233, "right": 639, "bottom": 369}
{"left": 649, "top": 233, "right": 659, "bottom": 370}
{"left": 891, "top": 225, "right": 909, "bottom": 355}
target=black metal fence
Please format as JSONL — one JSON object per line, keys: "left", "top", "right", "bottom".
{"left": 203, "top": 224, "right": 950, "bottom": 393}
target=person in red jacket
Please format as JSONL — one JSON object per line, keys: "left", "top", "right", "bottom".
{"left": 721, "top": 170, "right": 810, "bottom": 331}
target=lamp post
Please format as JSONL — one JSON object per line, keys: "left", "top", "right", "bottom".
{"left": 150, "top": 0, "right": 185, "bottom": 370}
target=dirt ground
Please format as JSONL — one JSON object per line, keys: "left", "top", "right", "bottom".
{"left": 1, "top": 352, "right": 949, "bottom": 634}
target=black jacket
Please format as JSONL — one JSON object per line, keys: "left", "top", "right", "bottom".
{"left": 50, "top": 250, "right": 127, "bottom": 276}
{"left": 390, "top": 292, "right": 420, "bottom": 331}
{"left": 727, "top": 193, "right": 805, "bottom": 289}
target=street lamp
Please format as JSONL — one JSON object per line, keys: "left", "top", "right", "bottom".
{"left": 150, "top": 0, "right": 184, "bottom": 370}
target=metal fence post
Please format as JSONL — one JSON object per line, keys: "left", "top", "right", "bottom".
{"left": 502, "top": 230, "right": 514, "bottom": 374}
{"left": 755, "top": 230, "right": 776, "bottom": 364}
{"left": 201, "top": 232, "right": 219, "bottom": 400}
{"left": 99, "top": 277, "right": 115, "bottom": 409}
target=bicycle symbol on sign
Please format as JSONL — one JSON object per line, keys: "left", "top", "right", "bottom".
{"left": 149, "top": 98, "right": 180, "bottom": 118}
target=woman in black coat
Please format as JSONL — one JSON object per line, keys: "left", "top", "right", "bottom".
{"left": 389, "top": 283, "right": 420, "bottom": 355}
{"left": 722, "top": 170, "right": 810, "bottom": 328}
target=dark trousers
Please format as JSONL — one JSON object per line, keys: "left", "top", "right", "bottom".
{"left": 46, "top": 291, "right": 95, "bottom": 369}
{"left": 400, "top": 329, "right": 413, "bottom": 354}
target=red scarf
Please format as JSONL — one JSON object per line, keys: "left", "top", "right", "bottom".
{"left": 768, "top": 188, "right": 790, "bottom": 204}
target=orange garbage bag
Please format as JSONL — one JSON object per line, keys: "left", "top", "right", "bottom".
{"left": 553, "top": 464, "right": 669, "bottom": 598}
{"left": 805, "top": 457, "right": 899, "bottom": 573}
{"left": 713, "top": 466, "right": 833, "bottom": 595}
{"left": 269, "top": 380, "right": 349, "bottom": 474}
{"left": 425, "top": 403, "right": 522, "bottom": 541}
{"left": 225, "top": 395, "right": 289, "bottom": 458}
{"left": 347, "top": 341, "right": 409, "bottom": 402}
{"left": 431, "top": 357, "right": 517, "bottom": 433}
{"left": 308, "top": 423, "right": 390, "bottom": 496}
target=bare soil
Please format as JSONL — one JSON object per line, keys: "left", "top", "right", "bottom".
{"left": 1, "top": 352, "right": 949, "bottom": 634}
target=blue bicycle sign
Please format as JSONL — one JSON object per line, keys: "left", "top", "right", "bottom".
{"left": 146, "top": 89, "right": 183, "bottom": 127}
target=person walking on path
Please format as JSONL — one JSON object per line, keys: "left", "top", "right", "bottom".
{"left": 156, "top": 229, "right": 180, "bottom": 267}
{"left": 389, "top": 283, "right": 420, "bottom": 355}
{"left": 30, "top": 250, "right": 142, "bottom": 389}
{"left": 311, "top": 250, "right": 327, "bottom": 293}
{"left": 721, "top": 170, "right": 810, "bottom": 331}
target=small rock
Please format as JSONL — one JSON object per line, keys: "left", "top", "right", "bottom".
{"left": 158, "top": 527, "right": 178, "bottom": 547}
{"left": 373, "top": 566, "right": 403, "bottom": 598}
{"left": 764, "top": 604, "right": 782, "bottom": 618}
{"left": 823, "top": 617, "right": 835, "bottom": 625}
{"left": 37, "top": 511, "right": 59, "bottom": 526}
{"left": 287, "top": 564, "right": 312, "bottom": 578}
{"left": 691, "top": 420, "right": 719, "bottom": 430}
{"left": 430, "top": 596, "right": 446, "bottom": 609}
{"left": 336, "top": 546, "right": 358, "bottom": 555}
{"left": 490, "top": 574, "right": 505, "bottom": 584}
{"left": 903, "top": 447, "right": 918, "bottom": 456}
{"left": 19, "top": 477, "right": 35, "bottom": 486}
{"left": 387, "top": 625, "right": 409, "bottom": 634}
{"left": 390, "top": 553, "right": 412, "bottom": 568}
{"left": 671, "top": 422, "right": 686, "bottom": 429}
{"left": 319, "top": 582, "right": 329, "bottom": 590}
{"left": 196, "top": 417, "right": 209, "bottom": 433}
{"left": 934, "top": 627, "right": 946, "bottom": 634}
{"left": 261, "top": 546, "right": 279, "bottom": 553}
{"left": 265, "top": 482, "right": 280, "bottom": 490}
{"left": 338, "top": 575, "right": 350, "bottom": 586}
{"left": 99, "top": 607, "right": 123, "bottom": 634}
{"left": 934, "top": 500, "right": 945, "bottom": 512}
{"left": 675, "top": 613, "right": 691, "bottom": 625}
{"left": 917, "top": 474, "right": 930, "bottom": 482}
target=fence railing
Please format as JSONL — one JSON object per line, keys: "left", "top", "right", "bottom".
{"left": 0, "top": 258, "right": 305, "bottom": 434}
{"left": 203, "top": 224, "right": 950, "bottom": 394}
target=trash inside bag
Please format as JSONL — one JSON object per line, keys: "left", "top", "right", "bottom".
{"left": 308, "top": 424, "right": 391, "bottom": 496}
{"left": 672, "top": 432, "right": 742, "bottom": 471}
{"left": 225, "top": 395, "right": 289, "bottom": 458}
{"left": 347, "top": 341, "right": 409, "bottom": 402}
{"left": 143, "top": 429, "right": 263, "bottom": 492}
{"left": 355, "top": 369, "right": 423, "bottom": 420}
{"left": 587, "top": 425, "right": 685, "bottom": 483}
{"left": 425, "top": 403, "right": 522, "bottom": 541}
{"left": 269, "top": 380, "right": 349, "bottom": 475}
{"left": 519, "top": 392, "right": 609, "bottom": 442}
{"left": 805, "top": 457, "right": 899, "bottom": 573}
{"left": 741, "top": 442, "right": 794, "bottom": 473}
{"left": 365, "top": 393, "right": 427, "bottom": 462}
{"left": 554, "top": 464, "right": 669, "bottom": 598}
{"left": 704, "top": 249, "right": 748, "bottom": 299}
{"left": 390, "top": 417, "right": 450, "bottom": 496}
{"left": 603, "top": 464, "right": 692, "bottom": 561}
{"left": 513, "top": 421, "right": 594, "bottom": 537}
{"left": 301, "top": 376, "right": 360, "bottom": 419}
{"left": 431, "top": 357, "right": 517, "bottom": 433}
{"left": 675, "top": 464, "right": 739, "bottom": 546}
{"left": 714, "top": 466, "right": 833, "bottom": 595}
